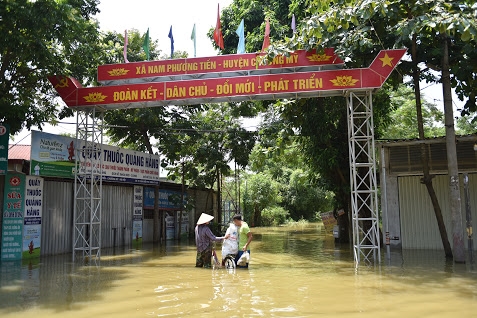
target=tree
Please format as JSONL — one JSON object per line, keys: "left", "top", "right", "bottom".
{"left": 382, "top": 85, "right": 445, "bottom": 139}
{"left": 249, "top": 112, "right": 335, "bottom": 220}
{"left": 284, "top": 0, "right": 477, "bottom": 261}
{"left": 0, "top": 0, "right": 101, "bottom": 134}
{"left": 241, "top": 172, "right": 281, "bottom": 226}
{"left": 383, "top": 85, "right": 476, "bottom": 139}
{"left": 159, "top": 104, "right": 256, "bottom": 189}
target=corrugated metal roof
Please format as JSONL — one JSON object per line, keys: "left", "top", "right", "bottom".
{"left": 377, "top": 134, "right": 477, "bottom": 146}
{"left": 8, "top": 144, "right": 31, "bottom": 160}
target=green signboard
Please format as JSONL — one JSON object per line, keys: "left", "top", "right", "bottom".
{"left": 0, "top": 123, "right": 9, "bottom": 175}
{"left": 1, "top": 172, "right": 26, "bottom": 261}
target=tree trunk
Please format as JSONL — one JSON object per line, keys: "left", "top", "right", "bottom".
{"left": 411, "top": 34, "right": 453, "bottom": 258}
{"left": 442, "top": 36, "right": 465, "bottom": 263}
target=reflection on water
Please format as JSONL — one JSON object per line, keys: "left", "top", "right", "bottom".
{"left": 1, "top": 223, "right": 476, "bottom": 317}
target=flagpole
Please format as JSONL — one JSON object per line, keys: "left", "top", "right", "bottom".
{"left": 123, "top": 29, "right": 129, "bottom": 63}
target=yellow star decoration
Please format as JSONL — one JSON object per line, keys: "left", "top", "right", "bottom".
{"left": 330, "top": 75, "right": 359, "bottom": 87}
{"left": 83, "top": 92, "right": 107, "bottom": 103}
{"left": 306, "top": 53, "right": 332, "bottom": 62}
{"left": 379, "top": 53, "right": 394, "bottom": 67}
{"left": 107, "top": 68, "right": 130, "bottom": 76}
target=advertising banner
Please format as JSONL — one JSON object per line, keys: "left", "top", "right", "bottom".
{"left": 165, "top": 211, "right": 175, "bottom": 240}
{"left": 143, "top": 187, "right": 187, "bottom": 210}
{"left": 1, "top": 173, "right": 26, "bottom": 261}
{"left": 133, "top": 185, "right": 143, "bottom": 247}
{"left": 97, "top": 49, "right": 344, "bottom": 83}
{"left": 321, "top": 211, "right": 337, "bottom": 233}
{"left": 22, "top": 176, "right": 43, "bottom": 259}
{"left": 30, "top": 131, "right": 160, "bottom": 184}
{"left": 0, "top": 123, "right": 9, "bottom": 175}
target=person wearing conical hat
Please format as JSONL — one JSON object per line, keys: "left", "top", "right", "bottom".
{"left": 195, "top": 212, "right": 224, "bottom": 268}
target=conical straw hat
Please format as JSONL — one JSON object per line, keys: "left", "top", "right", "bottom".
{"left": 197, "top": 213, "right": 214, "bottom": 225}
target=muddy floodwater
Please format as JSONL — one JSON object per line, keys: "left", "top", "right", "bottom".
{"left": 1, "top": 224, "right": 477, "bottom": 317}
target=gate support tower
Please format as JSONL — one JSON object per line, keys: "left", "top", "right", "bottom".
{"left": 73, "top": 108, "right": 103, "bottom": 262}
{"left": 49, "top": 49, "right": 406, "bottom": 265}
{"left": 347, "top": 91, "right": 381, "bottom": 264}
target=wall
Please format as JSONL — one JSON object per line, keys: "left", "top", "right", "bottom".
{"left": 41, "top": 180, "right": 134, "bottom": 256}
{"left": 101, "top": 185, "right": 133, "bottom": 249}
{"left": 41, "top": 181, "right": 73, "bottom": 255}
{"left": 397, "top": 174, "right": 477, "bottom": 250}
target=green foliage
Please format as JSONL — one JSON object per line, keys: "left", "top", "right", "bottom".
{"left": 0, "top": 0, "right": 101, "bottom": 134}
{"left": 98, "top": 29, "right": 162, "bottom": 66}
{"left": 282, "top": 168, "right": 334, "bottom": 220}
{"left": 261, "top": 206, "right": 289, "bottom": 226}
{"left": 210, "top": 0, "right": 304, "bottom": 54}
{"left": 382, "top": 85, "right": 445, "bottom": 139}
{"left": 160, "top": 104, "right": 257, "bottom": 189}
{"left": 241, "top": 172, "right": 281, "bottom": 225}
{"left": 456, "top": 115, "right": 477, "bottom": 135}
{"left": 284, "top": 0, "right": 477, "bottom": 115}
{"left": 243, "top": 104, "right": 335, "bottom": 225}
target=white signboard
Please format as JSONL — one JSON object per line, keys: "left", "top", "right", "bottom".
{"left": 30, "top": 131, "right": 160, "bottom": 184}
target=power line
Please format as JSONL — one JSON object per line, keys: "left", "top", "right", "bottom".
{"left": 9, "top": 132, "right": 31, "bottom": 149}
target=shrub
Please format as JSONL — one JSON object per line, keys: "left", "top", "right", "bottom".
{"left": 261, "top": 206, "right": 289, "bottom": 226}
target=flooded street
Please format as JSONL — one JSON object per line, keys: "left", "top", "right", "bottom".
{"left": 1, "top": 224, "right": 477, "bottom": 317}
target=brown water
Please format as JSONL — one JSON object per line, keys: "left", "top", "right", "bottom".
{"left": 1, "top": 223, "right": 477, "bottom": 317}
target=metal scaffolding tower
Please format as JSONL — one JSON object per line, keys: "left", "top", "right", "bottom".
{"left": 347, "top": 91, "right": 381, "bottom": 264}
{"left": 73, "top": 108, "right": 103, "bottom": 262}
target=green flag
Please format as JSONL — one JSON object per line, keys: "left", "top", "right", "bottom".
{"left": 143, "top": 28, "right": 150, "bottom": 60}
{"left": 191, "top": 23, "right": 196, "bottom": 57}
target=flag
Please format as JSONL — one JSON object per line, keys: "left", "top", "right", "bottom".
{"left": 123, "top": 30, "right": 129, "bottom": 63}
{"left": 262, "top": 18, "right": 270, "bottom": 52}
{"left": 213, "top": 4, "right": 224, "bottom": 50}
{"left": 191, "top": 23, "right": 196, "bottom": 57}
{"left": 291, "top": 14, "right": 296, "bottom": 33}
{"left": 236, "top": 19, "right": 245, "bottom": 54}
{"left": 143, "top": 28, "right": 150, "bottom": 60}
{"left": 168, "top": 25, "right": 174, "bottom": 58}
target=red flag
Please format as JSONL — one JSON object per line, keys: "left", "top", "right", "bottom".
{"left": 262, "top": 18, "right": 270, "bottom": 51}
{"left": 213, "top": 4, "right": 224, "bottom": 50}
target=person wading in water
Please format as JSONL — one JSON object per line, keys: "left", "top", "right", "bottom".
{"left": 231, "top": 214, "right": 253, "bottom": 268}
{"left": 195, "top": 213, "right": 224, "bottom": 268}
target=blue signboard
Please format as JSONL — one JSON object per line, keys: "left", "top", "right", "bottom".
{"left": 143, "top": 188, "right": 187, "bottom": 209}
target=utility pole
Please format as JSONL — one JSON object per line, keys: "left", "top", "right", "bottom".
{"left": 442, "top": 36, "right": 465, "bottom": 263}
{"left": 463, "top": 174, "right": 474, "bottom": 264}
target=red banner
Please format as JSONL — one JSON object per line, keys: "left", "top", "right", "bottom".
{"left": 50, "top": 49, "right": 406, "bottom": 109}
{"left": 97, "top": 49, "right": 343, "bottom": 83}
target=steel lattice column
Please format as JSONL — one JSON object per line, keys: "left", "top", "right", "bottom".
{"left": 73, "top": 109, "right": 103, "bottom": 262}
{"left": 347, "top": 91, "right": 381, "bottom": 264}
